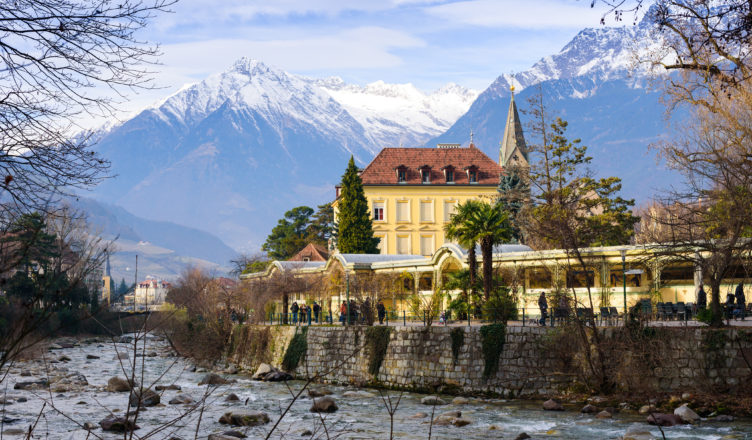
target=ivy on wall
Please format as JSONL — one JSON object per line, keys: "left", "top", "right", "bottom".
{"left": 450, "top": 327, "right": 464, "bottom": 366}
{"left": 282, "top": 327, "right": 308, "bottom": 371}
{"left": 480, "top": 323, "right": 506, "bottom": 379}
{"left": 365, "top": 327, "right": 392, "bottom": 376}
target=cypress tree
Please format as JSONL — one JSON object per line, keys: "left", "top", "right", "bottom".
{"left": 337, "top": 156, "right": 379, "bottom": 254}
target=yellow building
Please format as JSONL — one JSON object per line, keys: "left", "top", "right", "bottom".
{"left": 333, "top": 94, "right": 528, "bottom": 256}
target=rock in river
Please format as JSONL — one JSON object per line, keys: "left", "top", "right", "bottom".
{"left": 543, "top": 399, "right": 564, "bottom": 411}
{"left": 310, "top": 397, "right": 338, "bottom": 413}
{"left": 99, "top": 415, "right": 139, "bottom": 432}
{"left": 647, "top": 413, "right": 686, "bottom": 426}
{"left": 107, "top": 377, "right": 135, "bottom": 392}
{"left": 199, "top": 373, "right": 235, "bottom": 386}
{"left": 129, "top": 388, "right": 160, "bottom": 407}
{"left": 674, "top": 403, "right": 700, "bottom": 424}
{"left": 218, "top": 411, "right": 270, "bottom": 427}
{"left": 169, "top": 394, "right": 194, "bottom": 405}
{"left": 14, "top": 379, "right": 48, "bottom": 390}
{"left": 420, "top": 395, "right": 446, "bottom": 406}
{"left": 581, "top": 404, "right": 598, "bottom": 414}
{"left": 155, "top": 384, "right": 181, "bottom": 391}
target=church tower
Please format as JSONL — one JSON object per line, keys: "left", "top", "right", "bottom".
{"left": 499, "top": 87, "right": 529, "bottom": 168}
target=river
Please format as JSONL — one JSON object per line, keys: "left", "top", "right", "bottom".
{"left": 1, "top": 335, "right": 750, "bottom": 439}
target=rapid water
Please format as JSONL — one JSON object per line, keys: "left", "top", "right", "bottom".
{"left": 1, "top": 335, "right": 750, "bottom": 439}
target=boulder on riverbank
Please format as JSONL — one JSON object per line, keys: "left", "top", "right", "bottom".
{"left": 310, "top": 397, "right": 338, "bottom": 413}
{"left": 623, "top": 423, "right": 657, "bottom": 440}
{"left": 251, "top": 364, "right": 292, "bottom": 382}
{"left": 218, "top": 411, "right": 270, "bottom": 427}
{"left": 107, "top": 377, "right": 136, "bottom": 392}
{"left": 99, "top": 416, "right": 139, "bottom": 432}
{"left": 581, "top": 404, "right": 598, "bottom": 414}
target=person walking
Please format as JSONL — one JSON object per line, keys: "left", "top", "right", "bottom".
{"left": 377, "top": 300, "right": 386, "bottom": 325}
{"left": 735, "top": 282, "right": 746, "bottom": 320}
{"left": 340, "top": 301, "right": 347, "bottom": 325}
{"left": 300, "top": 303, "right": 308, "bottom": 325}
{"left": 538, "top": 292, "right": 548, "bottom": 326}
{"left": 313, "top": 301, "right": 321, "bottom": 323}
{"left": 697, "top": 285, "right": 707, "bottom": 310}
{"left": 291, "top": 301, "right": 299, "bottom": 325}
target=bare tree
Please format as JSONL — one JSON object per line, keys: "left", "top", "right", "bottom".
{"left": 0, "top": 0, "right": 173, "bottom": 214}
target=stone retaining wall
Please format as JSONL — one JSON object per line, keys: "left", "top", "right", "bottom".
{"left": 226, "top": 325, "right": 752, "bottom": 397}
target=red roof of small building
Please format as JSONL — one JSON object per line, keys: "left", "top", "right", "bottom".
{"left": 289, "top": 243, "right": 330, "bottom": 262}
{"left": 358, "top": 145, "right": 502, "bottom": 185}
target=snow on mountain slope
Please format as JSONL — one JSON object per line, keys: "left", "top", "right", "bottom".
{"left": 315, "top": 78, "right": 478, "bottom": 148}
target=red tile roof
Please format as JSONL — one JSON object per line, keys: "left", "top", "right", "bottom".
{"left": 289, "top": 243, "right": 330, "bottom": 262}
{"left": 359, "top": 145, "right": 502, "bottom": 185}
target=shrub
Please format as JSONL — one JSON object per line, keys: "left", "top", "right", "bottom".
{"left": 482, "top": 286, "right": 518, "bottom": 323}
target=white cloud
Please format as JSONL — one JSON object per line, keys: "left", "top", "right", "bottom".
{"left": 426, "top": 0, "right": 608, "bottom": 29}
{"left": 159, "top": 27, "right": 424, "bottom": 82}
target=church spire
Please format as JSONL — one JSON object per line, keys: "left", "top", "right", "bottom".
{"left": 499, "top": 86, "right": 528, "bottom": 168}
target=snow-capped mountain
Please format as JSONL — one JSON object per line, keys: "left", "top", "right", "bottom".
{"left": 430, "top": 13, "right": 680, "bottom": 201}
{"left": 92, "top": 58, "right": 477, "bottom": 250}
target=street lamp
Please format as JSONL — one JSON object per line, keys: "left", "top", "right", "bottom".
{"left": 621, "top": 249, "right": 627, "bottom": 314}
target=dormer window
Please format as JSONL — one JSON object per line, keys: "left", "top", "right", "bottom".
{"left": 395, "top": 165, "right": 407, "bottom": 183}
{"left": 418, "top": 165, "right": 431, "bottom": 184}
{"left": 464, "top": 165, "right": 478, "bottom": 183}
{"left": 442, "top": 165, "right": 455, "bottom": 183}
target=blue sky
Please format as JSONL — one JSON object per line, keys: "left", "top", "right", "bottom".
{"left": 103, "top": 0, "right": 631, "bottom": 122}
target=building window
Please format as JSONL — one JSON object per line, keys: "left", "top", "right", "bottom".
{"left": 396, "top": 234, "right": 410, "bottom": 254}
{"left": 420, "top": 200, "right": 434, "bottom": 223}
{"left": 373, "top": 201, "right": 385, "bottom": 221}
{"left": 468, "top": 169, "right": 477, "bottom": 183}
{"left": 443, "top": 201, "right": 456, "bottom": 222}
{"left": 420, "top": 235, "right": 434, "bottom": 256}
{"left": 396, "top": 200, "right": 409, "bottom": 222}
{"left": 446, "top": 169, "right": 454, "bottom": 183}
{"left": 421, "top": 168, "right": 430, "bottom": 183}
{"left": 396, "top": 167, "right": 407, "bottom": 183}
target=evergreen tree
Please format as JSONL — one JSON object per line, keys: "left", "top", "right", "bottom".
{"left": 337, "top": 156, "right": 379, "bottom": 254}
{"left": 498, "top": 164, "right": 529, "bottom": 243}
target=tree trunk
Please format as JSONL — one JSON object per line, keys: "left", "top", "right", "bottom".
{"left": 468, "top": 243, "right": 478, "bottom": 295}
{"left": 482, "top": 238, "right": 493, "bottom": 301}
{"left": 710, "top": 281, "right": 723, "bottom": 327}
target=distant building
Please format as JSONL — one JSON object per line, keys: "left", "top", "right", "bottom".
{"left": 289, "top": 243, "right": 329, "bottom": 262}
{"left": 132, "top": 277, "right": 171, "bottom": 310}
{"left": 100, "top": 254, "right": 112, "bottom": 306}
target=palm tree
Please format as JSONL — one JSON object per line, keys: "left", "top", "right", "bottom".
{"left": 444, "top": 200, "right": 484, "bottom": 303}
{"left": 468, "top": 202, "right": 513, "bottom": 301}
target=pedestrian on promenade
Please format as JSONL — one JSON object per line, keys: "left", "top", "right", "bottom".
{"left": 291, "top": 301, "right": 299, "bottom": 325}
{"left": 538, "top": 292, "right": 548, "bottom": 326}
{"left": 301, "top": 303, "right": 308, "bottom": 325}
{"left": 377, "top": 300, "right": 386, "bottom": 325}
{"left": 736, "top": 282, "right": 746, "bottom": 320}
{"left": 313, "top": 301, "right": 321, "bottom": 323}
{"left": 726, "top": 292, "right": 735, "bottom": 319}
{"left": 340, "top": 301, "right": 347, "bottom": 325}
{"left": 697, "top": 285, "right": 707, "bottom": 310}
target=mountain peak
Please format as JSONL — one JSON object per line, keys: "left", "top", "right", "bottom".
{"left": 230, "top": 57, "right": 277, "bottom": 76}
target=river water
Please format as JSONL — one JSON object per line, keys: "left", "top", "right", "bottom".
{"left": 1, "top": 335, "right": 751, "bottom": 439}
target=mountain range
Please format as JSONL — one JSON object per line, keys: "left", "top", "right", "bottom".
{"left": 88, "top": 12, "right": 680, "bottom": 275}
